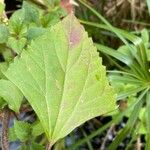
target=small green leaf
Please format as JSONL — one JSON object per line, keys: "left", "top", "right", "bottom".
{"left": 9, "top": 127, "right": 18, "bottom": 141}
{"left": 146, "top": 0, "right": 150, "bottom": 14}
{"left": 2, "top": 49, "right": 13, "bottom": 62}
{"left": 141, "top": 29, "right": 149, "bottom": 44}
{"left": 0, "top": 62, "right": 8, "bottom": 78}
{"left": 0, "top": 80, "right": 23, "bottom": 112}
{"left": 21, "top": 143, "right": 44, "bottom": 150}
{"left": 0, "top": 2, "right": 5, "bottom": 16}
{"left": 0, "top": 25, "right": 9, "bottom": 43}
{"left": 43, "top": 0, "right": 60, "bottom": 8}
{"left": 54, "top": 139, "right": 65, "bottom": 150}
{"left": 41, "top": 8, "right": 66, "bottom": 28}
{"left": 29, "top": 143, "right": 45, "bottom": 150}
{"left": 138, "top": 122, "right": 146, "bottom": 134}
{"left": 9, "top": 9, "right": 27, "bottom": 36}
{"left": 7, "top": 37, "right": 27, "bottom": 54}
{"left": 27, "top": 27, "right": 46, "bottom": 41}
{"left": 22, "top": 1, "right": 40, "bottom": 24}
{"left": 5, "top": 14, "right": 116, "bottom": 145}
{"left": 0, "top": 97, "right": 6, "bottom": 109}
{"left": 32, "top": 121, "right": 44, "bottom": 137}
{"left": 41, "top": 11, "right": 61, "bottom": 27}
{"left": 14, "top": 120, "right": 31, "bottom": 142}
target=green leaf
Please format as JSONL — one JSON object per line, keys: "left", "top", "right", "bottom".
{"left": 14, "top": 120, "right": 31, "bottom": 142}
{"left": 0, "top": 80, "right": 23, "bottom": 112}
{"left": 141, "top": 29, "right": 149, "bottom": 44}
{"left": 138, "top": 108, "right": 147, "bottom": 134}
{"left": 9, "top": 127, "right": 18, "bottom": 141}
{"left": 5, "top": 14, "right": 116, "bottom": 144}
{"left": 9, "top": 9, "right": 27, "bottom": 36}
{"left": 145, "top": 91, "right": 150, "bottom": 149}
{"left": 0, "top": 25, "right": 9, "bottom": 43}
{"left": 146, "top": 0, "right": 150, "bottom": 14}
{"left": 41, "top": 7, "right": 67, "bottom": 28}
{"left": 54, "top": 139, "right": 65, "bottom": 150}
{"left": 0, "top": 97, "right": 6, "bottom": 109}
{"left": 21, "top": 143, "right": 44, "bottom": 150}
{"left": 27, "top": 27, "right": 46, "bottom": 41}
{"left": 32, "top": 121, "right": 44, "bottom": 137}
{"left": 0, "top": 2, "right": 5, "bottom": 16}
{"left": 41, "top": 13, "right": 59, "bottom": 27}
{"left": 2, "top": 49, "right": 13, "bottom": 62}
{"left": 43, "top": 0, "right": 60, "bottom": 8}
{"left": 22, "top": 1, "right": 40, "bottom": 24}
{"left": 29, "top": 143, "right": 44, "bottom": 150}
{"left": 108, "top": 89, "right": 148, "bottom": 150}
{"left": 95, "top": 43, "right": 133, "bottom": 66}
{"left": 7, "top": 37, "right": 27, "bottom": 54}
{"left": 138, "top": 122, "right": 147, "bottom": 134}
{"left": 0, "top": 62, "right": 8, "bottom": 79}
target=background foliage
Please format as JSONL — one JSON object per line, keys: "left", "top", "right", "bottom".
{"left": 0, "top": 0, "right": 150, "bottom": 149}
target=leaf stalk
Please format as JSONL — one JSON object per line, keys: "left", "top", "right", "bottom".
{"left": 1, "top": 107, "right": 10, "bottom": 150}
{"left": 46, "top": 142, "right": 52, "bottom": 150}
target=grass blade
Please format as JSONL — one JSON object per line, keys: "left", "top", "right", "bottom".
{"left": 108, "top": 89, "right": 148, "bottom": 150}
{"left": 145, "top": 91, "right": 150, "bottom": 150}
{"left": 146, "top": 0, "right": 150, "bottom": 14}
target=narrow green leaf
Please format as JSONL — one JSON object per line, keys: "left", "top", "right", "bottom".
{"left": 79, "top": 20, "right": 150, "bottom": 79}
{"left": 107, "top": 70, "right": 142, "bottom": 80}
{"left": 96, "top": 43, "right": 148, "bottom": 80}
{"left": 125, "top": 125, "right": 139, "bottom": 150}
{"left": 5, "top": 14, "right": 116, "bottom": 144}
{"left": 117, "top": 86, "right": 147, "bottom": 100}
{"left": 95, "top": 43, "right": 133, "bottom": 66}
{"left": 146, "top": 0, "right": 150, "bottom": 14}
{"left": 79, "top": 20, "right": 137, "bottom": 42}
{"left": 145, "top": 91, "right": 150, "bottom": 150}
{"left": 108, "top": 89, "right": 148, "bottom": 150}
{"left": 141, "top": 29, "right": 149, "bottom": 44}
{"left": 109, "top": 74, "right": 143, "bottom": 85}
{"left": 81, "top": 128, "right": 93, "bottom": 150}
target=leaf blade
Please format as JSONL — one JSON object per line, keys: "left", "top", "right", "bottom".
{"left": 0, "top": 79, "right": 23, "bottom": 112}
{"left": 5, "top": 14, "right": 116, "bottom": 144}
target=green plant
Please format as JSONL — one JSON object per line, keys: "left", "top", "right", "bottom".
{"left": 69, "top": 0, "right": 150, "bottom": 149}
{"left": 0, "top": 1, "right": 116, "bottom": 149}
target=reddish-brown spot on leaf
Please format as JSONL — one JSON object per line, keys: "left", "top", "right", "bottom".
{"left": 69, "top": 28, "right": 81, "bottom": 47}
{"left": 62, "top": 14, "right": 84, "bottom": 48}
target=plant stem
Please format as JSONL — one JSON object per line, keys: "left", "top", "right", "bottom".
{"left": 1, "top": 107, "right": 10, "bottom": 150}
{"left": 46, "top": 142, "right": 52, "bottom": 150}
